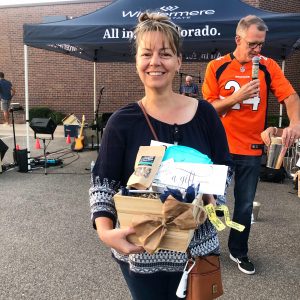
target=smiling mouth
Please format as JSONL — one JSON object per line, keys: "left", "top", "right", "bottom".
{"left": 147, "top": 71, "right": 165, "bottom": 76}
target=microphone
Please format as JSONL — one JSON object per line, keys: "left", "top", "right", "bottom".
{"left": 100, "top": 86, "right": 105, "bottom": 95}
{"left": 251, "top": 56, "right": 260, "bottom": 80}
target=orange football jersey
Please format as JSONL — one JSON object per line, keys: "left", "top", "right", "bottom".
{"left": 202, "top": 53, "right": 295, "bottom": 155}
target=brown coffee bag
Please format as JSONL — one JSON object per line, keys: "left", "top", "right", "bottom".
{"left": 127, "top": 146, "right": 165, "bottom": 190}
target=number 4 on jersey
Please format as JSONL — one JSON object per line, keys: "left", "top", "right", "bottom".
{"left": 222, "top": 80, "right": 260, "bottom": 111}
{"left": 232, "top": 95, "right": 260, "bottom": 110}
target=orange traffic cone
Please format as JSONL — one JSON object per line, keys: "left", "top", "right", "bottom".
{"left": 35, "top": 138, "right": 41, "bottom": 149}
{"left": 16, "top": 144, "right": 20, "bottom": 150}
{"left": 66, "top": 134, "right": 71, "bottom": 144}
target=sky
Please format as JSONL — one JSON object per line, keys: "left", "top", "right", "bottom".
{"left": 0, "top": 0, "right": 76, "bottom": 6}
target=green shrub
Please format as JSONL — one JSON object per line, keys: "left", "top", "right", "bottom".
{"left": 49, "top": 111, "right": 66, "bottom": 125}
{"left": 29, "top": 107, "right": 52, "bottom": 120}
{"left": 267, "top": 115, "right": 289, "bottom": 128}
{"left": 29, "top": 107, "right": 66, "bottom": 125}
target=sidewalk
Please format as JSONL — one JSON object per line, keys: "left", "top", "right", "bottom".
{"left": 0, "top": 123, "right": 65, "bottom": 138}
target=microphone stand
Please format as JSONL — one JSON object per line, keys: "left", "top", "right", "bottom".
{"left": 94, "top": 87, "right": 104, "bottom": 153}
{"left": 10, "top": 108, "right": 18, "bottom": 165}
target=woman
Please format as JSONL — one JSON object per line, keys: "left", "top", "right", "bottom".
{"left": 89, "top": 12, "right": 232, "bottom": 300}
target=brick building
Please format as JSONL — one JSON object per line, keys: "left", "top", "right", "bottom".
{"left": 0, "top": 0, "right": 299, "bottom": 124}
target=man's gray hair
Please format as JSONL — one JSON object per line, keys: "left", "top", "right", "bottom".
{"left": 236, "top": 15, "right": 268, "bottom": 37}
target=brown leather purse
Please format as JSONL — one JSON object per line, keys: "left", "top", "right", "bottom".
{"left": 186, "top": 255, "right": 223, "bottom": 300}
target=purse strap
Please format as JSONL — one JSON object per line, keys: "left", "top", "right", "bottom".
{"left": 186, "top": 249, "right": 219, "bottom": 268}
{"left": 138, "top": 100, "right": 159, "bottom": 141}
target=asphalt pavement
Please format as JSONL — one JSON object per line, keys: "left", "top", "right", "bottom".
{"left": 0, "top": 124, "right": 299, "bottom": 300}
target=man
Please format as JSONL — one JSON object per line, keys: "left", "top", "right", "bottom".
{"left": 179, "top": 75, "right": 199, "bottom": 98}
{"left": 202, "top": 15, "right": 300, "bottom": 275}
{"left": 0, "top": 72, "right": 15, "bottom": 125}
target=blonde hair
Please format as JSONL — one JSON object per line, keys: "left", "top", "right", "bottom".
{"left": 236, "top": 15, "right": 268, "bottom": 37}
{"left": 133, "top": 12, "right": 182, "bottom": 56}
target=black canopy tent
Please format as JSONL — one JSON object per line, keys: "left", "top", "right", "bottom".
{"left": 23, "top": 0, "right": 300, "bottom": 166}
{"left": 24, "top": 0, "right": 300, "bottom": 62}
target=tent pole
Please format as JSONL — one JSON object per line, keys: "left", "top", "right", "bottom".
{"left": 24, "top": 45, "right": 31, "bottom": 171}
{"left": 94, "top": 62, "right": 96, "bottom": 114}
{"left": 279, "top": 60, "right": 286, "bottom": 128}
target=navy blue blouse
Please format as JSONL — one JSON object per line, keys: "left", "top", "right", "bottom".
{"left": 93, "top": 100, "right": 232, "bottom": 187}
{"left": 90, "top": 100, "right": 233, "bottom": 272}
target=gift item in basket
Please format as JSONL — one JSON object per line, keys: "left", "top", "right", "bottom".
{"left": 127, "top": 146, "right": 165, "bottom": 190}
{"left": 114, "top": 194, "right": 196, "bottom": 253}
{"left": 152, "top": 145, "right": 228, "bottom": 195}
{"left": 131, "top": 196, "right": 197, "bottom": 254}
{"left": 114, "top": 193, "right": 205, "bottom": 253}
{"left": 186, "top": 256, "right": 223, "bottom": 300}
{"left": 163, "top": 145, "right": 213, "bottom": 164}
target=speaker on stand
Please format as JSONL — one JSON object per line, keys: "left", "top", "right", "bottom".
{"left": 30, "top": 117, "right": 57, "bottom": 175}
{"left": 29, "top": 118, "right": 57, "bottom": 138}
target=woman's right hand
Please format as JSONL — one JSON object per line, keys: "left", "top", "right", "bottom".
{"left": 95, "top": 217, "right": 144, "bottom": 255}
{"left": 100, "top": 227, "right": 145, "bottom": 255}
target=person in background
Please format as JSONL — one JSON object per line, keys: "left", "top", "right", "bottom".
{"left": 179, "top": 75, "right": 199, "bottom": 98}
{"left": 89, "top": 12, "right": 232, "bottom": 300}
{"left": 202, "top": 14, "right": 300, "bottom": 275}
{"left": 0, "top": 72, "right": 15, "bottom": 125}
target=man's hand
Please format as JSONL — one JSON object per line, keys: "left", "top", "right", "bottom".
{"left": 211, "top": 79, "right": 260, "bottom": 115}
{"left": 234, "top": 79, "right": 260, "bottom": 104}
{"left": 284, "top": 93, "right": 300, "bottom": 147}
{"left": 261, "top": 127, "right": 278, "bottom": 146}
{"left": 281, "top": 124, "right": 300, "bottom": 148}
{"left": 261, "top": 124, "right": 300, "bottom": 148}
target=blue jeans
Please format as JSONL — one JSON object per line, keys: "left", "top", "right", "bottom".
{"left": 228, "top": 154, "right": 262, "bottom": 258}
{"left": 119, "top": 262, "right": 182, "bottom": 300}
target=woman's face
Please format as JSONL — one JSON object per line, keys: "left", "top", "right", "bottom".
{"left": 136, "top": 31, "right": 181, "bottom": 91}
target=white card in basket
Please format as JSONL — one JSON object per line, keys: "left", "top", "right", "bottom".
{"left": 152, "top": 159, "right": 228, "bottom": 195}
